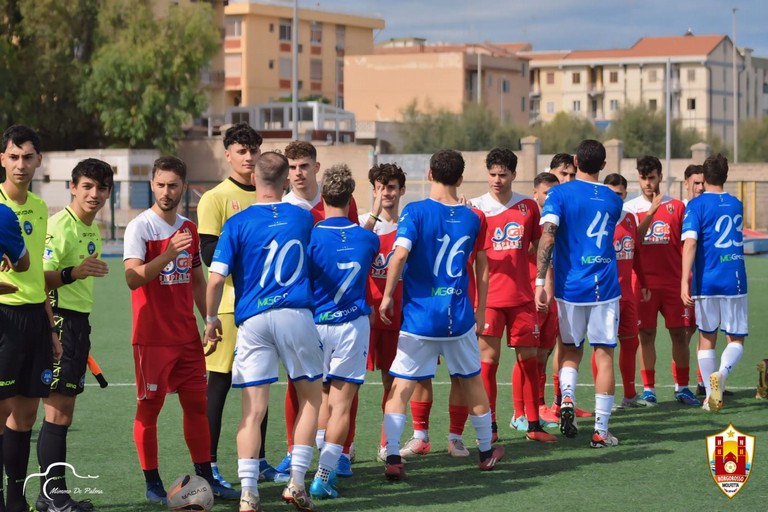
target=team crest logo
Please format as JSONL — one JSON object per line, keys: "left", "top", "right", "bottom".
{"left": 666, "top": 203, "right": 675, "bottom": 214}
{"left": 41, "top": 369, "right": 53, "bottom": 386}
{"left": 87, "top": 241, "right": 96, "bottom": 255}
{"left": 706, "top": 423, "right": 754, "bottom": 498}
{"left": 518, "top": 203, "right": 528, "bottom": 215}
{"left": 231, "top": 200, "right": 241, "bottom": 212}
{"left": 24, "top": 221, "right": 33, "bottom": 235}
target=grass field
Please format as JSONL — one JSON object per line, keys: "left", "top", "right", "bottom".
{"left": 41, "top": 257, "right": 768, "bottom": 511}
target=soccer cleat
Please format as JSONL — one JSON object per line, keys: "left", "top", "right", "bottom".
{"left": 708, "top": 372, "right": 723, "bottom": 413}
{"left": 36, "top": 496, "right": 95, "bottom": 512}
{"left": 590, "top": 430, "right": 619, "bottom": 448}
{"left": 538, "top": 405, "right": 559, "bottom": 427}
{"left": 575, "top": 406, "right": 592, "bottom": 418}
{"left": 336, "top": 454, "right": 353, "bottom": 477}
{"left": 757, "top": 360, "right": 768, "bottom": 399}
{"left": 275, "top": 452, "right": 292, "bottom": 481}
{"left": 641, "top": 390, "right": 658, "bottom": 407}
{"left": 145, "top": 480, "right": 167, "bottom": 505}
{"left": 701, "top": 401, "right": 710, "bottom": 411}
{"left": 447, "top": 438, "right": 470, "bottom": 457}
{"left": 559, "top": 397, "right": 578, "bottom": 438}
{"left": 509, "top": 416, "right": 529, "bottom": 432}
{"left": 491, "top": 421, "right": 499, "bottom": 443}
{"left": 309, "top": 477, "right": 339, "bottom": 500}
{"left": 259, "top": 458, "right": 287, "bottom": 483}
{"left": 376, "top": 446, "right": 387, "bottom": 463}
{"left": 239, "top": 490, "right": 263, "bottom": 512}
{"left": 675, "top": 387, "right": 702, "bottom": 406}
{"left": 384, "top": 463, "right": 407, "bottom": 481}
{"left": 212, "top": 464, "right": 233, "bottom": 489}
{"left": 696, "top": 383, "right": 707, "bottom": 397}
{"left": 281, "top": 482, "right": 316, "bottom": 512}
{"left": 551, "top": 402, "right": 561, "bottom": 417}
{"left": 348, "top": 442, "right": 356, "bottom": 462}
{"left": 399, "top": 436, "right": 431, "bottom": 457}
{"left": 527, "top": 427, "right": 558, "bottom": 443}
{"left": 210, "top": 479, "right": 241, "bottom": 500}
{"left": 614, "top": 395, "right": 647, "bottom": 410}
{"left": 478, "top": 445, "right": 504, "bottom": 471}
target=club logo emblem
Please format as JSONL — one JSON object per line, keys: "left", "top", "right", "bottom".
{"left": 706, "top": 423, "right": 754, "bottom": 498}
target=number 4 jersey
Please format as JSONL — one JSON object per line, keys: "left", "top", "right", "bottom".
{"left": 682, "top": 192, "right": 747, "bottom": 297}
{"left": 211, "top": 202, "right": 315, "bottom": 326}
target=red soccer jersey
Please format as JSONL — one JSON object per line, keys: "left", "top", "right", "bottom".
{"left": 360, "top": 213, "right": 402, "bottom": 331}
{"left": 283, "top": 190, "right": 359, "bottom": 225}
{"left": 624, "top": 195, "right": 685, "bottom": 291}
{"left": 614, "top": 210, "right": 640, "bottom": 299}
{"left": 472, "top": 193, "right": 540, "bottom": 308}
{"left": 466, "top": 206, "right": 492, "bottom": 308}
{"left": 123, "top": 210, "right": 202, "bottom": 346}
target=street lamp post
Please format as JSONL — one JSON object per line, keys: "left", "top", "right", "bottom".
{"left": 732, "top": 7, "right": 738, "bottom": 163}
{"left": 292, "top": 0, "right": 299, "bottom": 140}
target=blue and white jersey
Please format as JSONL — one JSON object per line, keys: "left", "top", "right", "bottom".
{"left": 211, "top": 202, "right": 315, "bottom": 325}
{"left": 0, "top": 203, "right": 26, "bottom": 265}
{"left": 540, "top": 179, "right": 623, "bottom": 304}
{"left": 308, "top": 217, "right": 379, "bottom": 325}
{"left": 395, "top": 199, "right": 483, "bottom": 339}
{"left": 682, "top": 192, "right": 747, "bottom": 298}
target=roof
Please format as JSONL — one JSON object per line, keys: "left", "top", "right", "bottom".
{"left": 374, "top": 41, "right": 531, "bottom": 57}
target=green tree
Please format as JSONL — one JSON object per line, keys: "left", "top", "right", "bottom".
{"left": 531, "top": 112, "right": 599, "bottom": 154}
{"left": 80, "top": 0, "right": 220, "bottom": 152}
{"left": 739, "top": 117, "right": 768, "bottom": 162}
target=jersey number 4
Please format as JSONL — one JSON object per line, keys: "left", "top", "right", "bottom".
{"left": 586, "top": 212, "right": 611, "bottom": 249}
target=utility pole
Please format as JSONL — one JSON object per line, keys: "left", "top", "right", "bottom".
{"left": 732, "top": 7, "right": 738, "bottom": 162}
{"left": 291, "top": 0, "right": 299, "bottom": 140}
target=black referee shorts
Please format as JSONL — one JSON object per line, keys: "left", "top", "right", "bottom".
{"left": 0, "top": 302, "right": 53, "bottom": 399}
{"left": 52, "top": 309, "right": 91, "bottom": 396}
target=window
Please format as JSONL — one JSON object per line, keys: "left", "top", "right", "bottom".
{"left": 687, "top": 98, "right": 696, "bottom": 110}
{"left": 279, "top": 19, "right": 292, "bottom": 41}
{"left": 609, "top": 71, "right": 618, "bottom": 83}
{"left": 521, "top": 63, "right": 527, "bottom": 76}
{"left": 501, "top": 78, "right": 510, "bottom": 94}
{"left": 546, "top": 101, "right": 555, "bottom": 113}
{"left": 336, "top": 60, "right": 344, "bottom": 84}
{"left": 310, "top": 59, "right": 322, "bottom": 81}
{"left": 546, "top": 72, "right": 554, "bottom": 85}
{"left": 225, "top": 54, "right": 242, "bottom": 77}
{"left": 610, "top": 99, "right": 619, "bottom": 111}
{"left": 687, "top": 69, "right": 696, "bottom": 82}
{"left": 573, "top": 100, "right": 581, "bottom": 112}
{"left": 648, "top": 69, "right": 657, "bottom": 83}
{"left": 279, "top": 57, "right": 291, "bottom": 79}
{"left": 335, "top": 25, "right": 346, "bottom": 50}
{"left": 487, "top": 75, "right": 493, "bottom": 87}
{"left": 225, "top": 16, "right": 242, "bottom": 38}
{"left": 648, "top": 99, "right": 657, "bottom": 111}
{"left": 310, "top": 22, "right": 322, "bottom": 44}
{"left": 521, "top": 97, "right": 526, "bottom": 112}
{"left": 572, "top": 72, "right": 581, "bottom": 84}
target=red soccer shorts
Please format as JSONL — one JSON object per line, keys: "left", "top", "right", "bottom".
{"left": 134, "top": 342, "right": 207, "bottom": 400}
{"left": 483, "top": 304, "right": 537, "bottom": 347}
{"left": 367, "top": 328, "right": 399, "bottom": 372}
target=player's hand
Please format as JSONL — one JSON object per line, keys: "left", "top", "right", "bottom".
{"left": 648, "top": 191, "right": 662, "bottom": 215}
{"left": 535, "top": 286, "right": 549, "bottom": 312}
{"left": 204, "top": 318, "right": 223, "bottom": 356}
{"left": 51, "top": 332, "right": 63, "bottom": 361}
{"left": 680, "top": 282, "right": 694, "bottom": 308}
{"left": 641, "top": 288, "right": 651, "bottom": 303}
{"left": 379, "top": 295, "right": 394, "bottom": 326}
{"left": 371, "top": 181, "right": 385, "bottom": 217}
{"left": 0, "top": 282, "right": 19, "bottom": 294}
{"left": 73, "top": 254, "right": 109, "bottom": 280}
{"left": 165, "top": 231, "right": 193, "bottom": 259}
{"left": 474, "top": 307, "right": 486, "bottom": 336}
{"left": 0, "top": 255, "right": 11, "bottom": 272}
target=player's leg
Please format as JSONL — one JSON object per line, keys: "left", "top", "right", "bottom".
{"left": 237, "top": 384, "right": 270, "bottom": 511}
{"left": 338, "top": 392, "right": 357, "bottom": 476}
{"left": 637, "top": 289, "right": 660, "bottom": 405}
{"left": 369, "top": 328, "right": 397, "bottom": 460}
{"left": 478, "top": 311, "right": 501, "bottom": 437}
{"left": 5, "top": 396, "right": 40, "bottom": 511}
{"left": 555, "top": 300, "right": 588, "bottom": 439}
{"left": 536, "top": 305, "right": 559, "bottom": 426}
{"left": 276, "top": 382, "right": 299, "bottom": 479}
{"left": 708, "top": 297, "right": 748, "bottom": 412}
{"left": 587, "top": 301, "right": 620, "bottom": 448}
{"left": 401, "top": 378, "right": 432, "bottom": 457}
{"left": 615, "top": 298, "right": 644, "bottom": 408}
{"left": 447, "top": 377, "right": 469, "bottom": 456}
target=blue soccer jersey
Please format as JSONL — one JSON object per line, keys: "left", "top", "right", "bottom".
{"left": 682, "top": 192, "right": 747, "bottom": 297}
{"left": 396, "top": 199, "right": 484, "bottom": 338}
{"left": 210, "top": 202, "right": 315, "bottom": 325}
{"left": 0, "top": 203, "right": 26, "bottom": 265}
{"left": 308, "top": 217, "right": 380, "bottom": 324}
{"left": 540, "top": 179, "right": 623, "bottom": 304}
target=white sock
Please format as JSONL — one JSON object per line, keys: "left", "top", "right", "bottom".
{"left": 470, "top": 411, "right": 493, "bottom": 452}
{"left": 289, "top": 445, "right": 313, "bottom": 485}
{"left": 698, "top": 349, "right": 717, "bottom": 398}
{"left": 383, "top": 413, "right": 406, "bottom": 457}
{"left": 316, "top": 442, "right": 342, "bottom": 483}
{"left": 315, "top": 429, "right": 326, "bottom": 451}
{"left": 448, "top": 433, "right": 463, "bottom": 441}
{"left": 594, "top": 394, "right": 614, "bottom": 435}
{"left": 560, "top": 366, "right": 578, "bottom": 401}
{"left": 719, "top": 343, "right": 744, "bottom": 383}
{"left": 238, "top": 458, "right": 261, "bottom": 493}
{"left": 413, "top": 429, "right": 429, "bottom": 441}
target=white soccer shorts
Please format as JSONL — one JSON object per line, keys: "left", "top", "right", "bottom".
{"left": 694, "top": 296, "right": 748, "bottom": 337}
{"left": 556, "top": 299, "right": 619, "bottom": 348}
{"left": 317, "top": 315, "right": 370, "bottom": 384}
{"left": 388, "top": 328, "right": 481, "bottom": 380}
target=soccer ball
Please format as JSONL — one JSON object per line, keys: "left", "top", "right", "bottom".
{"left": 166, "top": 474, "right": 214, "bottom": 512}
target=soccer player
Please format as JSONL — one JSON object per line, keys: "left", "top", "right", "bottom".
{"left": 204, "top": 152, "right": 323, "bottom": 512}
{"left": 307, "top": 164, "right": 379, "bottom": 500}
{"left": 535, "top": 139, "right": 623, "bottom": 448}
{"left": 681, "top": 153, "right": 747, "bottom": 413}
{"left": 379, "top": 149, "right": 503, "bottom": 481}
{"left": 471, "top": 148, "right": 556, "bottom": 443}
{"left": 0, "top": 125, "right": 62, "bottom": 512}
{"left": 683, "top": 164, "right": 704, "bottom": 205}
{"left": 124, "top": 156, "right": 237, "bottom": 505}
{"left": 0, "top": 203, "right": 28, "bottom": 277}
{"left": 37, "top": 158, "right": 112, "bottom": 512}
{"left": 548, "top": 153, "right": 576, "bottom": 183}
{"left": 624, "top": 156, "right": 700, "bottom": 407}
{"left": 197, "top": 123, "right": 280, "bottom": 486}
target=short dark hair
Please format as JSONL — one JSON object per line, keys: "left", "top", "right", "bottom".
{"left": 636, "top": 155, "right": 662, "bottom": 177}
{"left": 256, "top": 152, "right": 289, "bottom": 185}
{"left": 534, "top": 172, "right": 560, "bottom": 187}
{"left": 702, "top": 153, "right": 728, "bottom": 187}
{"left": 549, "top": 153, "right": 574, "bottom": 170}
{"left": 223, "top": 123, "right": 262, "bottom": 149}
{"left": 368, "top": 163, "right": 406, "bottom": 188}
{"left": 321, "top": 164, "right": 355, "bottom": 208}
{"left": 684, "top": 164, "right": 703, "bottom": 180}
{"left": 152, "top": 156, "right": 187, "bottom": 181}
{"left": 284, "top": 140, "right": 317, "bottom": 161}
{"left": 603, "top": 173, "right": 627, "bottom": 188}
{"left": 2, "top": 125, "right": 41, "bottom": 153}
{"left": 72, "top": 159, "right": 114, "bottom": 189}
{"left": 575, "top": 140, "right": 605, "bottom": 174}
{"left": 485, "top": 148, "right": 518, "bottom": 172}
{"left": 429, "top": 149, "right": 464, "bottom": 186}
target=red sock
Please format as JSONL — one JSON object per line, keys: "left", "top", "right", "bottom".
{"left": 448, "top": 405, "right": 469, "bottom": 436}
{"left": 591, "top": 351, "right": 598, "bottom": 382}
{"left": 619, "top": 336, "right": 639, "bottom": 399}
{"left": 697, "top": 367, "right": 703, "bottom": 385}
{"left": 343, "top": 392, "right": 359, "bottom": 453}
{"left": 134, "top": 397, "right": 165, "bottom": 469}
{"left": 674, "top": 365, "right": 690, "bottom": 389}
{"left": 380, "top": 388, "right": 389, "bottom": 447}
{"left": 512, "top": 362, "right": 524, "bottom": 418}
{"left": 553, "top": 374, "right": 562, "bottom": 404}
{"left": 537, "top": 361, "right": 547, "bottom": 405}
{"left": 179, "top": 388, "right": 211, "bottom": 463}
{"left": 285, "top": 381, "right": 299, "bottom": 450}
{"left": 410, "top": 400, "right": 432, "bottom": 433}
{"left": 520, "top": 357, "right": 540, "bottom": 422}
{"left": 671, "top": 361, "right": 678, "bottom": 386}
{"left": 641, "top": 369, "right": 656, "bottom": 389}
{"left": 480, "top": 361, "right": 499, "bottom": 422}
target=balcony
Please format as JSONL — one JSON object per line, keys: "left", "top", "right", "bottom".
{"left": 200, "top": 68, "right": 225, "bottom": 86}
{"left": 588, "top": 85, "right": 604, "bottom": 97}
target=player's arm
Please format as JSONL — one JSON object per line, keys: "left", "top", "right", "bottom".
{"left": 45, "top": 254, "right": 109, "bottom": 290}
{"left": 362, "top": 182, "right": 385, "bottom": 232}
{"left": 637, "top": 193, "right": 662, "bottom": 238}
{"left": 680, "top": 237, "right": 697, "bottom": 307}
{"left": 474, "top": 249, "right": 489, "bottom": 335}
{"left": 535, "top": 222, "right": 557, "bottom": 311}
{"left": 204, "top": 271, "right": 226, "bottom": 351}
{"left": 379, "top": 245, "right": 408, "bottom": 325}
{"left": 1, "top": 251, "right": 29, "bottom": 273}
{"left": 124, "top": 230, "right": 192, "bottom": 290}
{"left": 200, "top": 234, "right": 219, "bottom": 267}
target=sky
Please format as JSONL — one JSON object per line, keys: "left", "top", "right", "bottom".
{"left": 295, "top": 0, "right": 768, "bottom": 57}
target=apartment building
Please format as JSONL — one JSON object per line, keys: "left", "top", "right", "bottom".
{"left": 524, "top": 34, "right": 768, "bottom": 142}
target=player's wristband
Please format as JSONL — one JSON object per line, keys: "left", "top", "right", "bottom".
{"left": 51, "top": 326, "right": 58, "bottom": 334}
{"left": 370, "top": 214, "right": 381, "bottom": 223}
{"left": 60, "top": 267, "right": 76, "bottom": 285}
{"left": 205, "top": 315, "right": 219, "bottom": 324}
{"left": 535, "top": 278, "right": 546, "bottom": 287}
